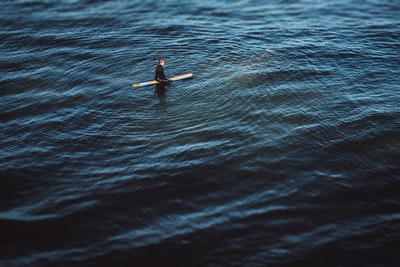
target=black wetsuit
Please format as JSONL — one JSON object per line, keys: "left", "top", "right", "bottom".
{"left": 155, "top": 64, "right": 170, "bottom": 85}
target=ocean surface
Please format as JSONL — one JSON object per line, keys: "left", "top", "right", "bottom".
{"left": 1, "top": 0, "right": 399, "bottom": 266}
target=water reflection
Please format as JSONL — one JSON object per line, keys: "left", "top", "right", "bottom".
{"left": 154, "top": 83, "right": 167, "bottom": 107}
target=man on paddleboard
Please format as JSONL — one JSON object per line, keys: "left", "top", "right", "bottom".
{"left": 155, "top": 58, "right": 171, "bottom": 85}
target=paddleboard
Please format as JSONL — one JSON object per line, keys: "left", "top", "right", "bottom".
{"left": 132, "top": 73, "right": 193, "bottom": 88}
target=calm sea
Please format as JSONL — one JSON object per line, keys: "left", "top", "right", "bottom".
{"left": 1, "top": 0, "right": 399, "bottom": 266}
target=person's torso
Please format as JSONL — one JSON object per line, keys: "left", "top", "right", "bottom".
{"left": 155, "top": 64, "right": 166, "bottom": 80}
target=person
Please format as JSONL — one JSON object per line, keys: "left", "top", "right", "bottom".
{"left": 155, "top": 58, "right": 171, "bottom": 85}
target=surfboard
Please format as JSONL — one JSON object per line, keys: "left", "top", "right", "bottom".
{"left": 132, "top": 73, "right": 193, "bottom": 88}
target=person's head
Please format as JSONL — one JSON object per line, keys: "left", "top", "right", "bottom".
{"left": 159, "top": 58, "right": 165, "bottom": 66}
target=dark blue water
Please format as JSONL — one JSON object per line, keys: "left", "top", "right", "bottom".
{"left": 1, "top": 0, "right": 400, "bottom": 266}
